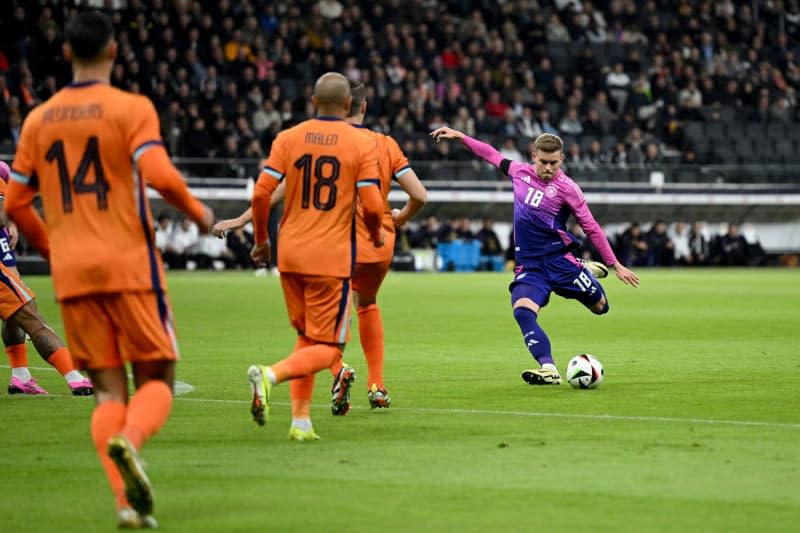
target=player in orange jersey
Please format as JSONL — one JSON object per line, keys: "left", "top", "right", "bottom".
{"left": 6, "top": 12, "right": 214, "bottom": 529}
{"left": 215, "top": 79, "right": 427, "bottom": 412}
{"left": 246, "top": 72, "right": 385, "bottom": 441}
{"left": 0, "top": 161, "right": 93, "bottom": 396}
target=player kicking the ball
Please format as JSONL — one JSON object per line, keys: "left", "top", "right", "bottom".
{"left": 430, "top": 127, "right": 639, "bottom": 384}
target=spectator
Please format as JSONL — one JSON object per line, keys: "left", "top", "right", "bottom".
{"left": 166, "top": 217, "right": 199, "bottom": 269}
{"left": 617, "top": 223, "right": 649, "bottom": 266}
{"left": 558, "top": 107, "right": 583, "bottom": 136}
{"left": 670, "top": 221, "right": 692, "bottom": 265}
{"left": 477, "top": 217, "right": 503, "bottom": 270}
{"left": 646, "top": 220, "right": 675, "bottom": 266}
{"left": 498, "top": 138, "right": 523, "bottom": 161}
{"left": 717, "top": 224, "right": 748, "bottom": 266}
{"left": 688, "top": 222, "right": 710, "bottom": 266}
{"left": 606, "top": 62, "right": 631, "bottom": 113}
{"left": 411, "top": 216, "right": 440, "bottom": 249}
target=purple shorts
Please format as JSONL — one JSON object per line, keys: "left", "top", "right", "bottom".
{"left": 509, "top": 253, "right": 605, "bottom": 309}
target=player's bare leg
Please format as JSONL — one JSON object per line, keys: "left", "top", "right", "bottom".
{"left": 7, "top": 301, "right": 93, "bottom": 395}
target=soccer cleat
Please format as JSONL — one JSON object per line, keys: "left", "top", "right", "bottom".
{"left": 8, "top": 376, "right": 48, "bottom": 395}
{"left": 247, "top": 365, "right": 271, "bottom": 425}
{"left": 288, "top": 426, "right": 321, "bottom": 442}
{"left": 521, "top": 367, "right": 563, "bottom": 385}
{"left": 330, "top": 364, "right": 356, "bottom": 416}
{"left": 69, "top": 377, "right": 94, "bottom": 396}
{"left": 117, "top": 507, "right": 158, "bottom": 529}
{"left": 367, "top": 384, "right": 391, "bottom": 409}
{"left": 108, "top": 435, "right": 154, "bottom": 516}
{"left": 579, "top": 259, "right": 609, "bottom": 279}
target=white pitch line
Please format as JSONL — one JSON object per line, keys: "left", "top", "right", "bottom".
{"left": 4, "top": 366, "right": 798, "bottom": 430}
{"left": 0, "top": 365, "right": 194, "bottom": 396}
{"left": 173, "top": 397, "right": 800, "bottom": 430}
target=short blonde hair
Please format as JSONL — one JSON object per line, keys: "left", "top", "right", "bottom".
{"left": 533, "top": 133, "right": 563, "bottom": 153}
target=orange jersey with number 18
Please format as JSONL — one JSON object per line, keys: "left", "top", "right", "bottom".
{"left": 10, "top": 81, "right": 170, "bottom": 300}
{"left": 261, "top": 117, "right": 380, "bottom": 278}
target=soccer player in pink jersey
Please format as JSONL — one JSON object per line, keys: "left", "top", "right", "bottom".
{"left": 430, "top": 127, "right": 639, "bottom": 384}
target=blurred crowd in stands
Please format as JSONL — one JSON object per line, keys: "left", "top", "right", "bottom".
{"left": 3, "top": 0, "right": 800, "bottom": 171}
{"left": 148, "top": 211, "right": 766, "bottom": 272}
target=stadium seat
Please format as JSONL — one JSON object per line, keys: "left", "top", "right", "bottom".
{"left": 436, "top": 242, "right": 457, "bottom": 272}
{"left": 479, "top": 254, "right": 506, "bottom": 272}
{"left": 454, "top": 240, "right": 481, "bottom": 272}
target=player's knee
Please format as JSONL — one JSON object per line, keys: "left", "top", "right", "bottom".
{"left": 592, "top": 299, "right": 610, "bottom": 315}
{"left": 513, "top": 306, "right": 537, "bottom": 324}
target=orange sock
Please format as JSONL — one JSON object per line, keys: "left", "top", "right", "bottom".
{"left": 290, "top": 375, "right": 315, "bottom": 419}
{"left": 91, "top": 402, "right": 128, "bottom": 509}
{"left": 358, "top": 304, "right": 385, "bottom": 390}
{"left": 123, "top": 381, "right": 173, "bottom": 450}
{"left": 5, "top": 343, "right": 28, "bottom": 368}
{"left": 272, "top": 344, "right": 342, "bottom": 383}
{"left": 46, "top": 347, "right": 75, "bottom": 376}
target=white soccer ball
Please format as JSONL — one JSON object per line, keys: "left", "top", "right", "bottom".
{"left": 566, "top": 354, "right": 605, "bottom": 389}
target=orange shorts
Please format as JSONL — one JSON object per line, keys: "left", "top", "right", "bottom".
{"left": 352, "top": 259, "right": 392, "bottom": 298}
{"left": 59, "top": 291, "right": 179, "bottom": 370}
{"left": 0, "top": 264, "right": 35, "bottom": 320}
{"left": 280, "top": 273, "right": 351, "bottom": 344}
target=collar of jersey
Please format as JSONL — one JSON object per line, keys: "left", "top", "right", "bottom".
{"left": 66, "top": 80, "right": 103, "bottom": 88}
{"left": 314, "top": 116, "right": 344, "bottom": 121}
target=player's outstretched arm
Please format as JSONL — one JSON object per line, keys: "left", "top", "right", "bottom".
{"left": 612, "top": 263, "right": 640, "bottom": 287}
{"left": 138, "top": 146, "right": 214, "bottom": 233}
{"left": 431, "top": 127, "right": 505, "bottom": 168}
{"left": 392, "top": 169, "right": 427, "bottom": 228}
{"left": 430, "top": 126, "right": 466, "bottom": 143}
{"left": 212, "top": 207, "right": 252, "bottom": 238}
{"left": 211, "top": 181, "right": 285, "bottom": 238}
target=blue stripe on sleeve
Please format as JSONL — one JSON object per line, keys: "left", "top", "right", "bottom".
{"left": 357, "top": 178, "right": 380, "bottom": 188}
{"left": 393, "top": 166, "right": 411, "bottom": 180}
{"left": 132, "top": 140, "right": 165, "bottom": 162}
{"left": 10, "top": 171, "right": 30, "bottom": 185}
{"left": 263, "top": 166, "right": 284, "bottom": 180}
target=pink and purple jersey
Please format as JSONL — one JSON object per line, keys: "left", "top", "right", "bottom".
{"left": 462, "top": 136, "right": 617, "bottom": 267}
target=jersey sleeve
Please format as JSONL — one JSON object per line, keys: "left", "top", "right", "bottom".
{"left": 564, "top": 181, "right": 618, "bottom": 266}
{"left": 128, "top": 96, "right": 165, "bottom": 163}
{"left": 9, "top": 107, "right": 41, "bottom": 188}
{"left": 251, "top": 134, "right": 287, "bottom": 244}
{"left": 356, "top": 136, "right": 380, "bottom": 188}
{"left": 262, "top": 131, "right": 288, "bottom": 181}
{"left": 385, "top": 135, "right": 411, "bottom": 181}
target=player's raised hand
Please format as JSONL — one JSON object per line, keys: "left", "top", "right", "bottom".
{"left": 430, "top": 126, "right": 466, "bottom": 143}
{"left": 613, "top": 263, "right": 640, "bottom": 288}
{"left": 251, "top": 240, "right": 272, "bottom": 266}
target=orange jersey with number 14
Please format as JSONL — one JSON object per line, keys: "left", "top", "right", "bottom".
{"left": 260, "top": 117, "right": 380, "bottom": 278}
{"left": 9, "top": 82, "right": 172, "bottom": 300}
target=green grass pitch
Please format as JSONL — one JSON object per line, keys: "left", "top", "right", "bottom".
{"left": 1, "top": 269, "right": 799, "bottom": 532}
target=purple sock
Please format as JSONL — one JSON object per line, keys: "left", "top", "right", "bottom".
{"left": 513, "top": 307, "right": 554, "bottom": 366}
